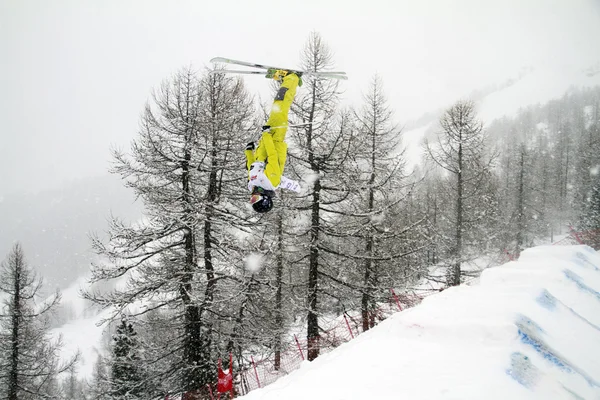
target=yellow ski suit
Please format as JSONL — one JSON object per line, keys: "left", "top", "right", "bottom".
{"left": 245, "top": 73, "right": 300, "bottom": 188}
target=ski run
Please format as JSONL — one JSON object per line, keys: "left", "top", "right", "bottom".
{"left": 237, "top": 245, "right": 600, "bottom": 400}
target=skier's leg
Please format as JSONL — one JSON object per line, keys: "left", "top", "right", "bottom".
{"left": 260, "top": 133, "right": 284, "bottom": 186}
{"left": 263, "top": 73, "right": 299, "bottom": 182}
{"left": 274, "top": 141, "right": 288, "bottom": 176}
{"left": 253, "top": 72, "right": 299, "bottom": 185}
{"left": 265, "top": 73, "right": 300, "bottom": 143}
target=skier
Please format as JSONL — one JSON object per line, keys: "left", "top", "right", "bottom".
{"left": 245, "top": 70, "right": 302, "bottom": 213}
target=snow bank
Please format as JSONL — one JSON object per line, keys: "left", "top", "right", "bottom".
{"left": 239, "top": 245, "right": 600, "bottom": 399}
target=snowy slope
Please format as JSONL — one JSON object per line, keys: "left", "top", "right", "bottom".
{"left": 51, "top": 275, "right": 112, "bottom": 379}
{"left": 403, "top": 65, "right": 600, "bottom": 168}
{"left": 239, "top": 245, "right": 600, "bottom": 400}
{"left": 478, "top": 64, "right": 600, "bottom": 122}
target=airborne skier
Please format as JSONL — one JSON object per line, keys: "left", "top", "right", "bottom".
{"left": 210, "top": 57, "right": 346, "bottom": 213}
{"left": 245, "top": 70, "right": 303, "bottom": 213}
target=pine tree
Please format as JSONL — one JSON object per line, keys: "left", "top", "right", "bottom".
{"left": 83, "top": 67, "right": 256, "bottom": 395}
{"left": 111, "top": 316, "right": 143, "bottom": 398}
{"left": 89, "top": 356, "right": 111, "bottom": 400}
{"left": 425, "top": 100, "right": 496, "bottom": 286}
{"left": 576, "top": 90, "right": 600, "bottom": 242}
{"left": 333, "top": 74, "right": 421, "bottom": 331}
{"left": 0, "top": 243, "right": 76, "bottom": 400}
{"left": 289, "top": 32, "right": 354, "bottom": 360}
{"left": 62, "top": 364, "right": 86, "bottom": 400}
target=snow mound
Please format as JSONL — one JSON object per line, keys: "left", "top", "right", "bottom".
{"left": 240, "top": 245, "right": 600, "bottom": 400}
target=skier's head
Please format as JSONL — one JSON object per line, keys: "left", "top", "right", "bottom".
{"left": 250, "top": 187, "right": 274, "bottom": 213}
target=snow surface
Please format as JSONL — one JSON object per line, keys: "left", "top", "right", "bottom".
{"left": 50, "top": 276, "right": 113, "bottom": 379}
{"left": 54, "top": 310, "right": 112, "bottom": 378}
{"left": 239, "top": 245, "right": 600, "bottom": 400}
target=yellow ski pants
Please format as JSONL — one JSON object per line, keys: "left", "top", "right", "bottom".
{"left": 245, "top": 73, "right": 300, "bottom": 187}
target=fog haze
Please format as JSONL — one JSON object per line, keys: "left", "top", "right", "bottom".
{"left": 1, "top": 0, "right": 599, "bottom": 195}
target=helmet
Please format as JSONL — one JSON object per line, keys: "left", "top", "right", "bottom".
{"left": 250, "top": 187, "right": 274, "bottom": 213}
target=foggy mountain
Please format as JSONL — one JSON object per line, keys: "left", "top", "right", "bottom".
{"left": 0, "top": 174, "right": 142, "bottom": 290}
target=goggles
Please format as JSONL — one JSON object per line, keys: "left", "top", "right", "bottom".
{"left": 250, "top": 187, "right": 275, "bottom": 204}
{"left": 250, "top": 194, "right": 263, "bottom": 205}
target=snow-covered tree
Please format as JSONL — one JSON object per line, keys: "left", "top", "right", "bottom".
{"left": 487, "top": 87, "right": 600, "bottom": 250}
{"left": 84, "top": 67, "right": 256, "bottom": 395}
{"left": 0, "top": 243, "right": 76, "bottom": 400}
{"left": 88, "top": 355, "right": 111, "bottom": 400}
{"left": 110, "top": 316, "right": 143, "bottom": 398}
{"left": 327, "top": 75, "right": 422, "bottom": 331}
{"left": 425, "top": 100, "right": 497, "bottom": 286}
{"left": 62, "top": 364, "right": 86, "bottom": 400}
{"left": 288, "top": 32, "right": 355, "bottom": 360}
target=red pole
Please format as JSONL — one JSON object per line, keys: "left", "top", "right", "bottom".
{"left": 343, "top": 314, "right": 355, "bottom": 339}
{"left": 294, "top": 334, "right": 305, "bottom": 360}
{"left": 207, "top": 384, "right": 215, "bottom": 400}
{"left": 570, "top": 226, "right": 584, "bottom": 244}
{"left": 390, "top": 289, "right": 403, "bottom": 311}
{"left": 251, "top": 356, "right": 261, "bottom": 388}
{"left": 229, "top": 353, "right": 234, "bottom": 399}
{"left": 503, "top": 249, "right": 515, "bottom": 261}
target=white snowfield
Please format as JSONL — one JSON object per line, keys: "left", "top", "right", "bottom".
{"left": 240, "top": 245, "right": 600, "bottom": 400}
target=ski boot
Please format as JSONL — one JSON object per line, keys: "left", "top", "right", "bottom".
{"left": 266, "top": 69, "right": 303, "bottom": 86}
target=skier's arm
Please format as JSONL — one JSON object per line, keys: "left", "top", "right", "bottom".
{"left": 245, "top": 142, "right": 255, "bottom": 171}
{"left": 280, "top": 176, "right": 301, "bottom": 193}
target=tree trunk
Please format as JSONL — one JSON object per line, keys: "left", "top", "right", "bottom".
{"left": 180, "top": 141, "right": 205, "bottom": 390}
{"left": 451, "top": 134, "right": 463, "bottom": 287}
{"left": 362, "top": 143, "right": 376, "bottom": 331}
{"left": 307, "top": 178, "right": 321, "bottom": 361}
{"left": 8, "top": 250, "right": 21, "bottom": 400}
{"left": 274, "top": 210, "right": 284, "bottom": 370}
{"left": 196, "top": 141, "right": 220, "bottom": 387}
{"left": 515, "top": 148, "right": 526, "bottom": 257}
{"left": 361, "top": 241, "right": 372, "bottom": 332}
{"left": 306, "top": 81, "right": 321, "bottom": 362}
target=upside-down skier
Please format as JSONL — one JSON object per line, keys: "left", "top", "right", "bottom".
{"left": 245, "top": 70, "right": 303, "bottom": 213}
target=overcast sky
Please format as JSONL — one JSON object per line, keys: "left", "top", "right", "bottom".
{"left": 1, "top": 0, "right": 599, "bottom": 196}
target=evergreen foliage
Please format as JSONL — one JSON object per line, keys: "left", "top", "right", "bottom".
{"left": 111, "top": 316, "right": 143, "bottom": 398}
{"left": 0, "top": 243, "right": 76, "bottom": 400}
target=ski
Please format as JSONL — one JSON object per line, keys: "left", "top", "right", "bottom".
{"left": 211, "top": 57, "right": 347, "bottom": 75}
{"left": 210, "top": 69, "right": 348, "bottom": 80}
{"left": 269, "top": 120, "right": 324, "bottom": 129}
{"left": 210, "top": 69, "right": 347, "bottom": 78}
{"left": 210, "top": 57, "right": 348, "bottom": 80}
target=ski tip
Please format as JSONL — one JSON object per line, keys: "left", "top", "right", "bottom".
{"left": 210, "top": 57, "right": 229, "bottom": 63}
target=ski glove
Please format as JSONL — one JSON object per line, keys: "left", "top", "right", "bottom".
{"left": 246, "top": 142, "right": 255, "bottom": 151}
